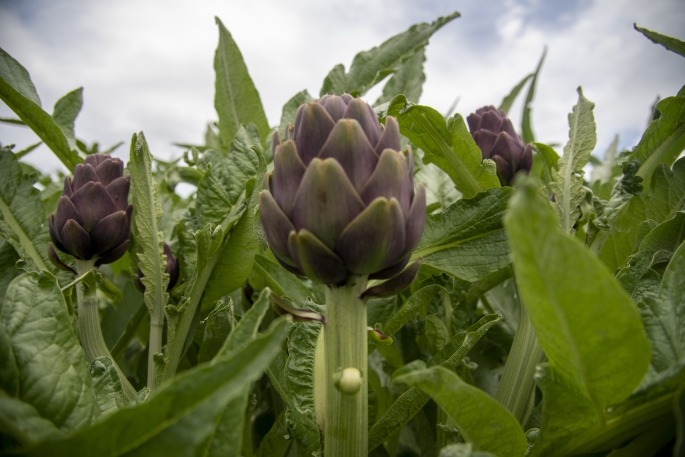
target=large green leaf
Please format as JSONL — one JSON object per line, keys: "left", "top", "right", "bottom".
{"left": 412, "top": 188, "right": 511, "bottom": 281}
{"left": 0, "top": 47, "right": 81, "bottom": 171}
{"left": 52, "top": 88, "right": 83, "bottom": 150}
{"left": 1, "top": 272, "right": 98, "bottom": 432}
{"left": 368, "top": 315, "right": 501, "bottom": 451}
{"left": 24, "top": 318, "right": 288, "bottom": 457}
{"left": 375, "top": 48, "right": 425, "bottom": 106}
{"left": 0, "top": 233, "right": 21, "bottom": 305}
{"left": 0, "top": 391, "right": 65, "bottom": 452}
{"left": 387, "top": 96, "right": 499, "bottom": 198}
{"left": 634, "top": 24, "right": 685, "bottom": 58}
{"left": 549, "top": 87, "right": 597, "bottom": 232}
{"left": 214, "top": 18, "right": 270, "bottom": 146}
{"left": 396, "top": 366, "right": 526, "bottom": 457}
{"left": 320, "top": 12, "right": 459, "bottom": 97}
{"left": 520, "top": 48, "right": 546, "bottom": 144}
{"left": 505, "top": 183, "right": 651, "bottom": 454}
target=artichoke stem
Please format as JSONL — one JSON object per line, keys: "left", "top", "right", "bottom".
{"left": 494, "top": 287, "right": 545, "bottom": 424}
{"left": 323, "top": 276, "right": 368, "bottom": 457}
{"left": 76, "top": 260, "right": 137, "bottom": 403}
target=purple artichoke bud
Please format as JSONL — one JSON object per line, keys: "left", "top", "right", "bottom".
{"left": 260, "top": 95, "right": 426, "bottom": 286}
{"left": 48, "top": 154, "right": 132, "bottom": 266}
{"left": 467, "top": 106, "right": 533, "bottom": 186}
{"left": 133, "top": 242, "right": 180, "bottom": 292}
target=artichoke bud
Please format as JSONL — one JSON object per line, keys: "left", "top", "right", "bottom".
{"left": 467, "top": 106, "right": 533, "bottom": 186}
{"left": 259, "top": 95, "right": 426, "bottom": 286}
{"left": 48, "top": 154, "right": 132, "bottom": 266}
{"left": 133, "top": 242, "right": 180, "bottom": 293}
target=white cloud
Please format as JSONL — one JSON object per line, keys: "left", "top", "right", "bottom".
{"left": 1, "top": 0, "right": 683, "bottom": 174}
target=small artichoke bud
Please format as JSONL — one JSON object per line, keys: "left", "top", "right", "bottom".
{"left": 133, "top": 242, "right": 180, "bottom": 292}
{"left": 259, "top": 95, "right": 426, "bottom": 286}
{"left": 49, "top": 154, "right": 132, "bottom": 266}
{"left": 335, "top": 367, "right": 363, "bottom": 395}
{"left": 467, "top": 106, "right": 533, "bottom": 186}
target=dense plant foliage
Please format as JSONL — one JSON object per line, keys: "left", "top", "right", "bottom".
{"left": 0, "top": 11, "right": 684, "bottom": 457}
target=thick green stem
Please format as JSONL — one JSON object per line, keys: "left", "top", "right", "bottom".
{"left": 495, "top": 294, "right": 545, "bottom": 424}
{"left": 324, "top": 276, "right": 368, "bottom": 457}
{"left": 75, "top": 261, "right": 137, "bottom": 402}
{"left": 147, "top": 307, "right": 164, "bottom": 392}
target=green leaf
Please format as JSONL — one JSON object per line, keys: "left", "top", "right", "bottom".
{"left": 549, "top": 87, "right": 597, "bottom": 232}
{"left": 368, "top": 315, "right": 501, "bottom": 451}
{"left": 255, "top": 411, "right": 292, "bottom": 457}
{"left": 252, "top": 254, "right": 314, "bottom": 307}
{"left": 0, "top": 116, "right": 26, "bottom": 125}
{"left": 14, "top": 141, "right": 42, "bottom": 159}
{"left": 25, "top": 318, "right": 289, "bottom": 457}
{"left": 214, "top": 18, "right": 270, "bottom": 146}
{"left": 630, "top": 85, "right": 685, "bottom": 189}
{"left": 218, "top": 287, "right": 272, "bottom": 356}
{"left": 197, "top": 299, "right": 235, "bottom": 364}
{"left": 320, "top": 12, "right": 459, "bottom": 97}
{"left": 0, "top": 391, "right": 65, "bottom": 452}
{"left": 89, "top": 357, "right": 126, "bottom": 416}
{"left": 634, "top": 24, "right": 685, "bottom": 58}
{"left": 279, "top": 90, "right": 314, "bottom": 140}
{"left": 1, "top": 272, "right": 98, "bottom": 432}
{"left": 0, "top": 236, "right": 21, "bottom": 305}
{"left": 521, "top": 48, "right": 546, "bottom": 144}
{"left": 387, "top": 96, "right": 499, "bottom": 198}
{"left": 396, "top": 366, "right": 526, "bottom": 457}
{"left": 498, "top": 73, "right": 533, "bottom": 115}
{"left": 412, "top": 188, "right": 511, "bottom": 281}
{"left": 383, "top": 284, "right": 443, "bottom": 336}
{"left": 375, "top": 48, "right": 426, "bottom": 105}
{"left": 0, "top": 47, "right": 81, "bottom": 171}
{"left": 0, "top": 320, "right": 19, "bottom": 395}
{"left": 52, "top": 87, "right": 83, "bottom": 150}
{"left": 505, "top": 183, "right": 651, "bottom": 453}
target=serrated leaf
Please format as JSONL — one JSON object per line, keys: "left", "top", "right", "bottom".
{"left": 89, "top": 356, "right": 126, "bottom": 416}
{"left": 279, "top": 89, "right": 314, "bottom": 140}
{"left": 505, "top": 183, "right": 651, "bottom": 454}
{"left": 396, "top": 366, "right": 526, "bottom": 457}
{"left": 375, "top": 47, "right": 425, "bottom": 106}
{"left": 635, "top": 24, "right": 685, "bottom": 58}
{"left": 214, "top": 18, "right": 270, "bottom": 146}
{"left": 368, "top": 315, "right": 501, "bottom": 451}
{"left": 521, "top": 48, "right": 546, "bottom": 144}
{"left": 52, "top": 87, "right": 83, "bottom": 150}
{"left": 387, "top": 96, "right": 499, "bottom": 198}
{"left": 550, "top": 87, "right": 597, "bottom": 232}
{"left": 1, "top": 271, "right": 99, "bottom": 432}
{"left": 412, "top": 188, "right": 511, "bottom": 281}
{"left": 498, "top": 73, "right": 533, "bottom": 115}
{"left": 25, "top": 318, "right": 288, "bottom": 457}
{"left": 320, "top": 12, "right": 459, "bottom": 97}
{"left": 0, "top": 47, "right": 81, "bottom": 171}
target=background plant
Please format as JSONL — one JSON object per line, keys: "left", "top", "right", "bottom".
{"left": 0, "top": 9, "right": 684, "bottom": 457}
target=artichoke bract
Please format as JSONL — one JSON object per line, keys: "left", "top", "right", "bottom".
{"left": 260, "top": 94, "right": 426, "bottom": 285}
{"left": 133, "top": 242, "right": 180, "bottom": 292}
{"left": 467, "top": 106, "right": 533, "bottom": 186}
{"left": 48, "top": 153, "right": 132, "bottom": 268}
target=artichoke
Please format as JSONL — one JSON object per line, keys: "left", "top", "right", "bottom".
{"left": 48, "top": 153, "right": 132, "bottom": 269}
{"left": 260, "top": 94, "right": 426, "bottom": 285}
{"left": 467, "top": 106, "right": 533, "bottom": 186}
{"left": 133, "top": 242, "right": 180, "bottom": 292}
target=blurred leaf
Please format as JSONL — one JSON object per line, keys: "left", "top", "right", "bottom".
{"left": 214, "top": 18, "right": 270, "bottom": 146}
{"left": 388, "top": 96, "right": 499, "bottom": 198}
{"left": 396, "top": 366, "right": 526, "bottom": 457}
{"left": 255, "top": 411, "right": 292, "bottom": 457}
{"left": 412, "top": 188, "right": 511, "bottom": 281}
{"left": 321, "top": 12, "right": 459, "bottom": 97}
{"left": 521, "top": 48, "right": 546, "bottom": 144}
{"left": 51, "top": 87, "right": 83, "bottom": 150}
{"left": 505, "top": 183, "right": 651, "bottom": 455}
{"left": 0, "top": 391, "right": 65, "bottom": 452}
{"left": 0, "top": 116, "right": 26, "bottom": 125}
{"left": 14, "top": 141, "right": 42, "bottom": 159}
{"left": 0, "top": 237, "right": 20, "bottom": 305}
{"left": 1, "top": 272, "right": 98, "bottom": 432}
{"left": 634, "top": 24, "right": 685, "bottom": 58}
{"left": 0, "top": 47, "right": 81, "bottom": 171}
{"left": 375, "top": 48, "right": 425, "bottom": 105}
{"left": 550, "top": 87, "right": 597, "bottom": 232}
{"left": 279, "top": 89, "right": 314, "bottom": 140}
{"left": 25, "top": 318, "right": 288, "bottom": 457}
{"left": 498, "top": 73, "right": 533, "bottom": 115}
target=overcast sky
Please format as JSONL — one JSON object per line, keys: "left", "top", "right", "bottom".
{"left": 1, "top": 0, "right": 684, "bottom": 175}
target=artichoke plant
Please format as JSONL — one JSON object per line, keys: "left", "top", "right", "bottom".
{"left": 133, "top": 242, "right": 180, "bottom": 292}
{"left": 467, "top": 106, "right": 533, "bottom": 186}
{"left": 260, "top": 94, "right": 426, "bottom": 286}
{"left": 48, "top": 153, "right": 132, "bottom": 270}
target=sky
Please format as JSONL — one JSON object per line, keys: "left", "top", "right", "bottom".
{"left": 0, "top": 0, "right": 684, "bottom": 176}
